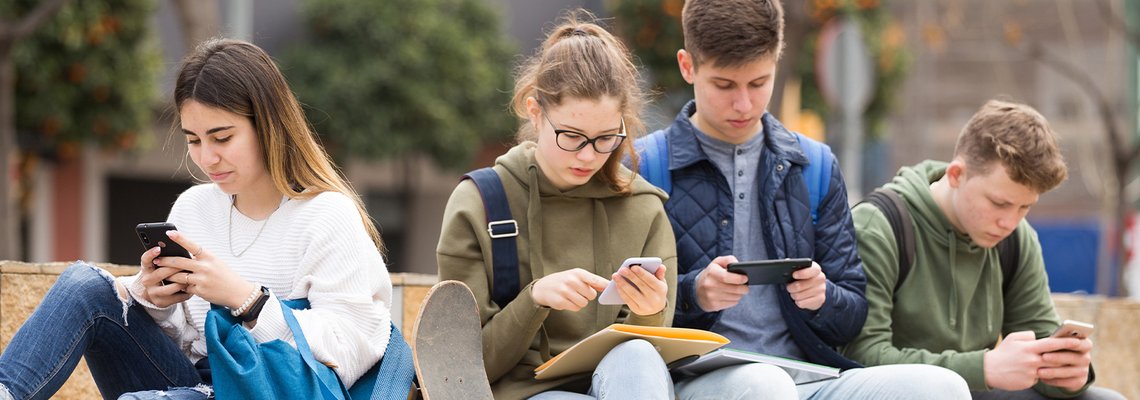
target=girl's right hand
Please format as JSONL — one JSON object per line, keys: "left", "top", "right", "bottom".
{"left": 531, "top": 268, "right": 609, "bottom": 311}
{"left": 139, "top": 246, "right": 193, "bottom": 307}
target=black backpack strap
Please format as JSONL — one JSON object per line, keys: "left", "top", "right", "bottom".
{"left": 862, "top": 188, "right": 917, "bottom": 292}
{"left": 462, "top": 167, "right": 520, "bottom": 309}
{"left": 997, "top": 228, "right": 1020, "bottom": 293}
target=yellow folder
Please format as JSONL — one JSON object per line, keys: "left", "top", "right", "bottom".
{"left": 534, "top": 324, "right": 729, "bottom": 380}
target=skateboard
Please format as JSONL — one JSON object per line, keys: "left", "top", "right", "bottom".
{"left": 412, "top": 280, "right": 493, "bottom": 400}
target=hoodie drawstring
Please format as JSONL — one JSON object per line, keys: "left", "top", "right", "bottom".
{"left": 948, "top": 230, "right": 958, "bottom": 328}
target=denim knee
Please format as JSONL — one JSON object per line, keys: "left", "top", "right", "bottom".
{"left": 53, "top": 262, "right": 128, "bottom": 311}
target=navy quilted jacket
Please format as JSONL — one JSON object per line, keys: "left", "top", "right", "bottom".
{"left": 639, "top": 101, "right": 866, "bottom": 369}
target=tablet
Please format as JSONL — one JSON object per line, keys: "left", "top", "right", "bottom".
{"left": 726, "top": 258, "right": 812, "bottom": 285}
{"left": 598, "top": 257, "right": 663, "bottom": 305}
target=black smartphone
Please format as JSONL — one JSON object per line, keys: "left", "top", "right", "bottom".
{"left": 726, "top": 258, "right": 812, "bottom": 285}
{"left": 136, "top": 222, "right": 190, "bottom": 286}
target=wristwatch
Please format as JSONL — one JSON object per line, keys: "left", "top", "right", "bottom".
{"left": 239, "top": 286, "right": 271, "bottom": 323}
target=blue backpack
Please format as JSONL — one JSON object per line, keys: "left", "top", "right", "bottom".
{"left": 636, "top": 130, "right": 833, "bottom": 224}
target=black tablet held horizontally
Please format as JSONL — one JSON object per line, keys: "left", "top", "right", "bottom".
{"left": 726, "top": 258, "right": 813, "bottom": 285}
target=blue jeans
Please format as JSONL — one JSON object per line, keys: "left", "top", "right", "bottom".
{"left": 529, "top": 339, "right": 674, "bottom": 400}
{"left": 797, "top": 364, "right": 970, "bottom": 400}
{"left": 0, "top": 263, "right": 208, "bottom": 400}
{"left": 676, "top": 363, "right": 970, "bottom": 400}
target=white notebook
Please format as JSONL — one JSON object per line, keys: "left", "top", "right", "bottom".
{"left": 671, "top": 347, "right": 840, "bottom": 379}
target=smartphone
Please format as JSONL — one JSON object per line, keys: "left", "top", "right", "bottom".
{"left": 136, "top": 222, "right": 191, "bottom": 286}
{"left": 726, "top": 258, "right": 812, "bottom": 285}
{"left": 598, "top": 257, "right": 663, "bottom": 305}
{"left": 1049, "top": 320, "right": 1094, "bottom": 340}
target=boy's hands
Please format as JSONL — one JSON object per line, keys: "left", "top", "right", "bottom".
{"left": 984, "top": 331, "right": 1092, "bottom": 392}
{"left": 788, "top": 262, "right": 827, "bottom": 311}
{"left": 695, "top": 256, "right": 749, "bottom": 312}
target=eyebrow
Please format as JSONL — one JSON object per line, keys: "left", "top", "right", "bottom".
{"left": 182, "top": 126, "right": 234, "bottom": 136}
{"left": 553, "top": 122, "right": 623, "bottom": 135}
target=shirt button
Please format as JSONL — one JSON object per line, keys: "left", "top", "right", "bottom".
{"left": 776, "top": 164, "right": 784, "bottom": 171}
{"left": 721, "top": 219, "right": 729, "bottom": 226}
{"left": 737, "top": 170, "right": 744, "bottom": 177}
{"left": 738, "top": 193, "right": 745, "bottom": 200}
{"left": 736, "top": 149, "right": 743, "bottom": 155}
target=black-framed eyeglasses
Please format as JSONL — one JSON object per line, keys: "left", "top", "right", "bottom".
{"left": 541, "top": 107, "right": 627, "bottom": 154}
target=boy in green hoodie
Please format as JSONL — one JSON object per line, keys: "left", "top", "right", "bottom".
{"left": 846, "top": 99, "right": 1123, "bottom": 399}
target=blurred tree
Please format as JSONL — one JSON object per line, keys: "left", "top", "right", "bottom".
{"left": 282, "top": 0, "right": 516, "bottom": 170}
{"left": 0, "top": 0, "right": 159, "bottom": 261}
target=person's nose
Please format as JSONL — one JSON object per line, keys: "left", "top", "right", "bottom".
{"left": 198, "top": 142, "right": 221, "bottom": 166}
{"left": 732, "top": 87, "right": 753, "bottom": 114}
{"left": 576, "top": 143, "right": 599, "bottom": 162}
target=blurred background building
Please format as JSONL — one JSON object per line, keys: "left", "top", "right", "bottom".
{"left": 4, "top": 0, "right": 1138, "bottom": 297}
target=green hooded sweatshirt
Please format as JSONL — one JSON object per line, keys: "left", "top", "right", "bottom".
{"left": 843, "top": 160, "right": 1092, "bottom": 397}
{"left": 437, "top": 142, "right": 678, "bottom": 399}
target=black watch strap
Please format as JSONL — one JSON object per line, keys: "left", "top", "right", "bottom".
{"left": 239, "top": 286, "right": 271, "bottom": 322}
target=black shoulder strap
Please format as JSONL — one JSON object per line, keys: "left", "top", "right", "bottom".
{"left": 462, "top": 167, "right": 520, "bottom": 309}
{"left": 861, "top": 188, "right": 916, "bottom": 293}
{"left": 864, "top": 187, "right": 1022, "bottom": 294}
{"left": 997, "top": 228, "right": 1020, "bottom": 293}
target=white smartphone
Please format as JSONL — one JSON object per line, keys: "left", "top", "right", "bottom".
{"left": 597, "top": 257, "right": 663, "bottom": 305}
{"left": 1049, "top": 320, "right": 1095, "bottom": 339}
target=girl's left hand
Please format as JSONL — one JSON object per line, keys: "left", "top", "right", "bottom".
{"left": 613, "top": 263, "right": 669, "bottom": 316}
{"left": 157, "top": 230, "right": 259, "bottom": 309}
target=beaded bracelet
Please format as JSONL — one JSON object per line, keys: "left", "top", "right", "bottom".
{"left": 231, "top": 286, "right": 263, "bottom": 318}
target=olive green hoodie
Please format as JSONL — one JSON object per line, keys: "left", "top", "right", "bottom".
{"left": 437, "top": 142, "right": 678, "bottom": 399}
{"left": 843, "top": 161, "right": 1092, "bottom": 397}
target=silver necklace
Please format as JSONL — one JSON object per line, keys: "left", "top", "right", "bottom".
{"left": 228, "top": 196, "right": 278, "bottom": 257}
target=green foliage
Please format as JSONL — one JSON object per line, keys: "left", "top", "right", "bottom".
{"left": 282, "top": 0, "right": 516, "bottom": 169}
{"left": 5, "top": 0, "right": 160, "bottom": 159}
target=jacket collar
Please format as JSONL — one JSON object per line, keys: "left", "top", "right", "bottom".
{"left": 667, "top": 100, "right": 810, "bottom": 171}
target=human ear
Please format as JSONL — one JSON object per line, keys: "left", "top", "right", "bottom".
{"left": 946, "top": 160, "right": 966, "bottom": 188}
{"left": 525, "top": 96, "right": 543, "bottom": 132}
{"left": 678, "top": 50, "right": 696, "bottom": 84}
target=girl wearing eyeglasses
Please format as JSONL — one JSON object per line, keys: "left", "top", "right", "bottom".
{"left": 435, "top": 10, "right": 678, "bottom": 400}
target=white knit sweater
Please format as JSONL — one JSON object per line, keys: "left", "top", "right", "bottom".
{"left": 119, "top": 184, "right": 392, "bottom": 387}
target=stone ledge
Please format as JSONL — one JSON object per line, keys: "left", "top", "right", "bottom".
{"left": 2, "top": 263, "right": 1135, "bottom": 399}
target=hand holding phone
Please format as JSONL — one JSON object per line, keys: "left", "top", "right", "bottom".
{"left": 136, "top": 222, "right": 191, "bottom": 286}
{"left": 726, "top": 258, "right": 812, "bottom": 285}
{"left": 598, "top": 257, "right": 663, "bottom": 305}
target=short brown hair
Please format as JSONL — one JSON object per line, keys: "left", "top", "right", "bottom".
{"left": 682, "top": 0, "right": 784, "bottom": 69}
{"left": 511, "top": 10, "right": 647, "bottom": 194}
{"left": 954, "top": 99, "right": 1067, "bottom": 193}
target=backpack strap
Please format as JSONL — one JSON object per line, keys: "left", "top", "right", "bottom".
{"left": 795, "top": 134, "right": 832, "bottom": 224}
{"left": 637, "top": 130, "right": 672, "bottom": 194}
{"left": 462, "top": 167, "right": 520, "bottom": 309}
{"left": 863, "top": 187, "right": 1022, "bottom": 294}
{"left": 861, "top": 188, "right": 917, "bottom": 292}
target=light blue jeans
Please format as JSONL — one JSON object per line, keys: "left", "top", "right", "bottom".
{"left": 676, "top": 363, "right": 971, "bottom": 400}
{"left": 0, "top": 263, "right": 210, "bottom": 400}
{"left": 529, "top": 339, "right": 674, "bottom": 400}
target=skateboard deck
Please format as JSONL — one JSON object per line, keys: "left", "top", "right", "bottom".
{"left": 412, "top": 280, "right": 493, "bottom": 400}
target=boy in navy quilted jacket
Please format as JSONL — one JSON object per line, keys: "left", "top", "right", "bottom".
{"left": 635, "top": 0, "right": 969, "bottom": 398}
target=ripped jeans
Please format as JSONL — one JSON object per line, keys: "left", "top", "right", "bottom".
{"left": 0, "top": 263, "right": 209, "bottom": 400}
